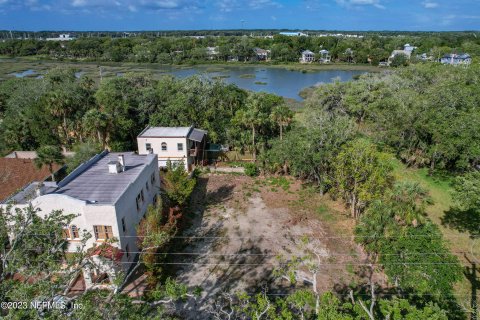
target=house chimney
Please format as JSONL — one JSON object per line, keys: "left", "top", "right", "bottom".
{"left": 35, "top": 182, "right": 44, "bottom": 197}
{"left": 118, "top": 155, "right": 125, "bottom": 172}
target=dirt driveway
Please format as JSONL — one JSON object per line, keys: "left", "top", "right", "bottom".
{"left": 169, "top": 173, "right": 378, "bottom": 318}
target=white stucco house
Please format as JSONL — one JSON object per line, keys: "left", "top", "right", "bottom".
{"left": 1, "top": 151, "right": 160, "bottom": 288}
{"left": 319, "top": 49, "right": 331, "bottom": 63}
{"left": 300, "top": 50, "right": 315, "bottom": 63}
{"left": 137, "top": 126, "right": 207, "bottom": 172}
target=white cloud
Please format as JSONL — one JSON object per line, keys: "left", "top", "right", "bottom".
{"left": 336, "top": 0, "right": 385, "bottom": 9}
{"left": 422, "top": 1, "right": 438, "bottom": 9}
{"left": 216, "top": 0, "right": 239, "bottom": 12}
{"left": 249, "top": 0, "right": 281, "bottom": 9}
{"left": 139, "top": 0, "right": 183, "bottom": 9}
{"left": 68, "top": 0, "right": 200, "bottom": 11}
{"left": 216, "top": 0, "right": 280, "bottom": 12}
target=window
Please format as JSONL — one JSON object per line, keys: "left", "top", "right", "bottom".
{"left": 126, "top": 244, "right": 130, "bottom": 259}
{"left": 93, "top": 225, "right": 113, "bottom": 240}
{"left": 145, "top": 143, "right": 151, "bottom": 151}
{"left": 146, "top": 181, "right": 149, "bottom": 191}
{"left": 121, "top": 217, "right": 127, "bottom": 233}
{"left": 63, "top": 227, "right": 71, "bottom": 239}
{"left": 136, "top": 190, "right": 145, "bottom": 211}
{"left": 161, "top": 142, "right": 167, "bottom": 151}
{"left": 136, "top": 193, "right": 142, "bottom": 211}
{"left": 70, "top": 225, "right": 79, "bottom": 239}
{"left": 177, "top": 143, "right": 183, "bottom": 151}
{"left": 151, "top": 172, "right": 156, "bottom": 184}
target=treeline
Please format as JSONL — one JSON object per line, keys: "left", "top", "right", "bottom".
{"left": 1, "top": 32, "right": 480, "bottom": 65}
{"left": 0, "top": 68, "right": 290, "bottom": 157}
{"left": 3, "top": 30, "right": 478, "bottom": 39}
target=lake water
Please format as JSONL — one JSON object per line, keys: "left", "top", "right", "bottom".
{"left": 10, "top": 65, "right": 366, "bottom": 100}
{"left": 164, "top": 66, "right": 365, "bottom": 100}
{"left": 10, "top": 69, "right": 37, "bottom": 78}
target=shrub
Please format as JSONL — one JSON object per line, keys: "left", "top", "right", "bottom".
{"left": 244, "top": 163, "right": 259, "bottom": 177}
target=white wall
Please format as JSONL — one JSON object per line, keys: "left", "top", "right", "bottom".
{"left": 3, "top": 156, "right": 161, "bottom": 273}
{"left": 114, "top": 157, "right": 160, "bottom": 269}
{"left": 15, "top": 194, "right": 118, "bottom": 256}
{"left": 137, "top": 136, "right": 192, "bottom": 170}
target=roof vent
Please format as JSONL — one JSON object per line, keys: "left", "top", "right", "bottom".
{"left": 108, "top": 161, "right": 122, "bottom": 174}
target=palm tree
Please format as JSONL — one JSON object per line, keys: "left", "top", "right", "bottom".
{"left": 234, "top": 97, "right": 269, "bottom": 161}
{"left": 35, "top": 145, "right": 65, "bottom": 182}
{"left": 82, "top": 109, "right": 110, "bottom": 148}
{"left": 271, "top": 104, "right": 294, "bottom": 140}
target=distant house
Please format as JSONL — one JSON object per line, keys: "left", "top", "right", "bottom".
{"left": 206, "top": 46, "right": 219, "bottom": 59}
{"left": 388, "top": 43, "right": 417, "bottom": 65}
{"left": 390, "top": 50, "right": 408, "bottom": 58}
{"left": 137, "top": 126, "right": 207, "bottom": 172}
{"left": 279, "top": 32, "right": 308, "bottom": 37}
{"left": 417, "top": 53, "right": 433, "bottom": 61}
{"left": 300, "top": 50, "right": 315, "bottom": 63}
{"left": 440, "top": 53, "right": 472, "bottom": 66}
{"left": 344, "top": 48, "right": 354, "bottom": 62}
{"left": 1, "top": 151, "right": 160, "bottom": 289}
{"left": 403, "top": 44, "right": 417, "bottom": 56}
{"left": 46, "top": 34, "right": 75, "bottom": 41}
{"left": 318, "top": 49, "right": 331, "bottom": 63}
{"left": 253, "top": 47, "right": 270, "bottom": 61}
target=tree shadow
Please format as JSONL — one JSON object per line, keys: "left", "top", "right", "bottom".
{"left": 464, "top": 254, "right": 479, "bottom": 320}
{"left": 442, "top": 208, "right": 480, "bottom": 319}
{"left": 441, "top": 207, "right": 480, "bottom": 239}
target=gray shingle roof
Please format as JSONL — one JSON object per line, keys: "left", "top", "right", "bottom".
{"left": 54, "top": 152, "right": 156, "bottom": 204}
{"left": 139, "top": 126, "right": 192, "bottom": 138}
{"left": 188, "top": 128, "right": 207, "bottom": 142}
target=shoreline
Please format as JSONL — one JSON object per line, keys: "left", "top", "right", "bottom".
{"left": 0, "top": 56, "right": 382, "bottom": 73}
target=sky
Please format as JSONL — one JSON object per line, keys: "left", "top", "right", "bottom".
{"left": 0, "top": 0, "right": 479, "bottom": 31}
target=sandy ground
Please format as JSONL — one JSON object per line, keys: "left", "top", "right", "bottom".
{"left": 168, "top": 174, "right": 380, "bottom": 319}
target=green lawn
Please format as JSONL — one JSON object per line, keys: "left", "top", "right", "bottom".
{"left": 391, "top": 159, "right": 477, "bottom": 308}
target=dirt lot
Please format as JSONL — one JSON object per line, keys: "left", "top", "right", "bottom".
{"left": 168, "top": 173, "right": 383, "bottom": 318}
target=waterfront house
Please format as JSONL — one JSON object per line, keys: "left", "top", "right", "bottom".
{"left": 206, "top": 46, "right": 219, "bottom": 59}
{"left": 440, "top": 53, "right": 472, "bottom": 66}
{"left": 318, "top": 49, "right": 331, "bottom": 63}
{"left": 300, "top": 50, "right": 315, "bottom": 63}
{"left": 1, "top": 151, "right": 160, "bottom": 288}
{"left": 253, "top": 48, "right": 270, "bottom": 61}
{"left": 137, "top": 126, "right": 207, "bottom": 172}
